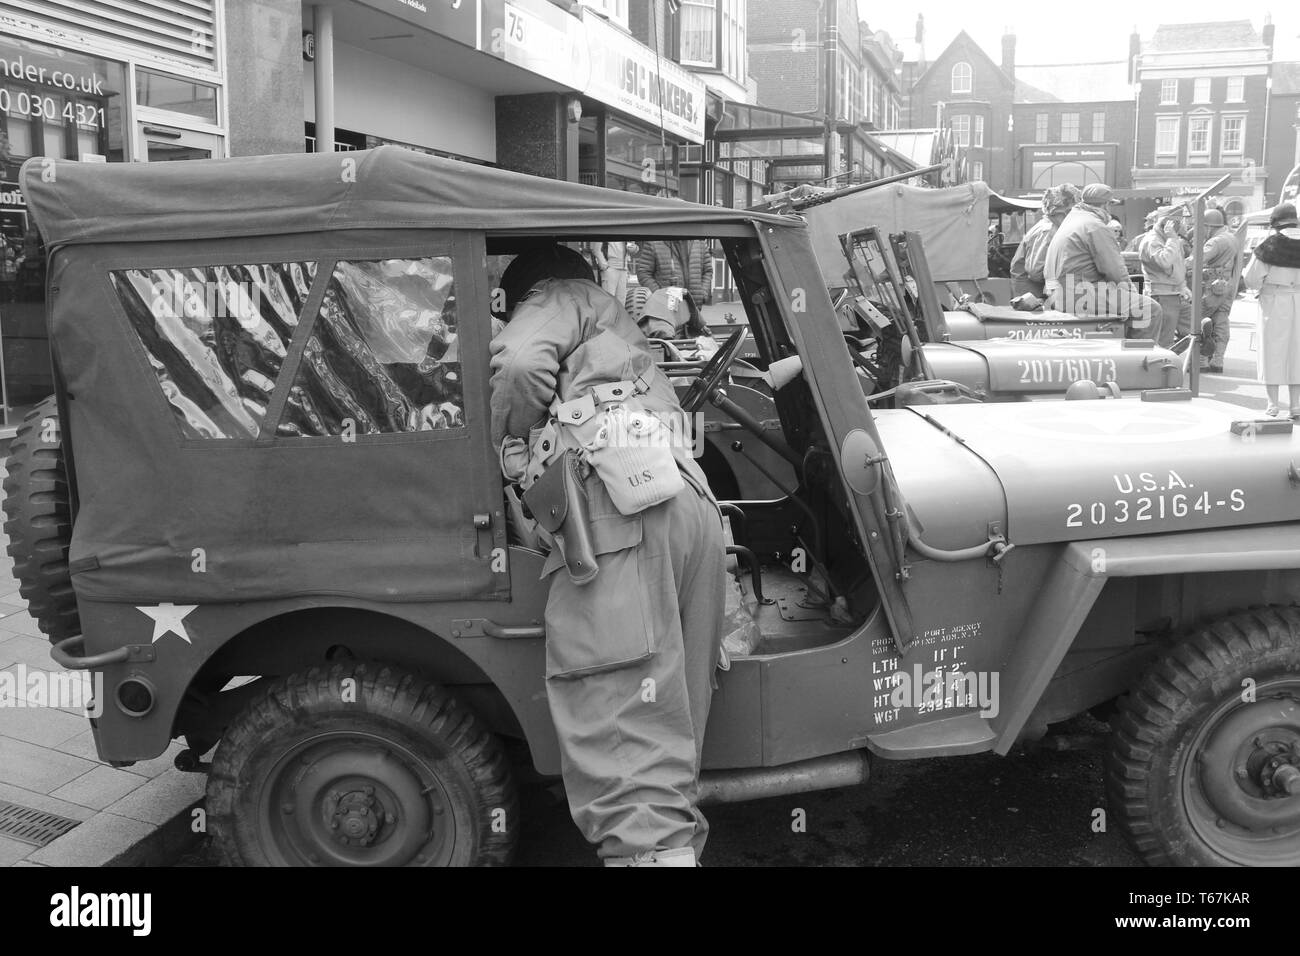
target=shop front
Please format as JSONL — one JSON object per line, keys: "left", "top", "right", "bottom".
{"left": 1018, "top": 144, "right": 1119, "bottom": 191}
{"left": 0, "top": 1, "right": 228, "bottom": 426}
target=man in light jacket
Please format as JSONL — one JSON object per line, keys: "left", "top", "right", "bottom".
{"left": 1138, "top": 211, "right": 1189, "bottom": 349}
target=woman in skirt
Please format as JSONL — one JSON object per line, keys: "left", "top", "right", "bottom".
{"left": 1243, "top": 202, "right": 1300, "bottom": 418}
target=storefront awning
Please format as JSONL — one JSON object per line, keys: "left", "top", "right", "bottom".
{"left": 988, "top": 192, "right": 1040, "bottom": 214}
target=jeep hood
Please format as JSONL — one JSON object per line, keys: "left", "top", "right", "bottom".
{"left": 874, "top": 399, "right": 1300, "bottom": 548}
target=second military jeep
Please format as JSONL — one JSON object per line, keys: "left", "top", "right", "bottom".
{"left": 6, "top": 147, "right": 1300, "bottom": 867}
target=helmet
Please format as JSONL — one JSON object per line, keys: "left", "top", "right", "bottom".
{"left": 639, "top": 287, "right": 690, "bottom": 339}
{"left": 1203, "top": 209, "right": 1226, "bottom": 228}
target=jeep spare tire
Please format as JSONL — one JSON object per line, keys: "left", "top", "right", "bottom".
{"left": 2, "top": 397, "right": 80, "bottom": 642}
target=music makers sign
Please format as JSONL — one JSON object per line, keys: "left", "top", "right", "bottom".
{"left": 584, "top": 14, "right": 704, "bottom": 144}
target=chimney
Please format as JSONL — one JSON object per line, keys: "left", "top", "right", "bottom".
{"left": 1128, "top": 30, "right": 1141, "bottom": 84}
{"left": 915, "top": 14, "right": 926, "bottom": 68}
{"left": 1001, "top": 33, "right": 1016, "bottom": 83}
{"left": 1263, "top": 14, "right": 1275, "bottom": 55}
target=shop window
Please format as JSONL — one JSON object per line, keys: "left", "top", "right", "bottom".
{"left": 279, "top": 258, "right": 463, "bottom": 438}
{"left": 135, "top": 69, "right": 218, "bottom": 124}
{"left": 951, "top": 62, "right": 972, "bottom": 94}
{"left": 111, "top": 263, "right": 317, "bottom": 440}
{"left": 0, "top": 38, "right": 127, "bottom": 163}
{"left": 1031, "top": 160, "right": 1106, "bottom": 189}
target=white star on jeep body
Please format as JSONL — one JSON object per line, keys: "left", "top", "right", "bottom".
{"left": 137, "top": 603, "right": 198, "bottom": 644}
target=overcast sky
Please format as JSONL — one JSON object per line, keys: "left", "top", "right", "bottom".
{"left": 862, "top": 2, "right": 1300, "bottom": 65}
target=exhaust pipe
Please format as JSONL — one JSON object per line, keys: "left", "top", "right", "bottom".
{"left": 698, "top": 751, "right": 871, "bottom": 806}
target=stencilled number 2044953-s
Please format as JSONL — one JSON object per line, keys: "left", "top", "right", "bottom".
{"left": 1065, "top": 470, "right": 1246, "bottom": 529}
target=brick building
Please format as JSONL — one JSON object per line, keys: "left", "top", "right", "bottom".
{"left": 1011, "top": 60, "right": 1136, "bottom": 194}
{"left": 1265, "top": 61, "right": 1300, "bottom": 204}
{"left": 1131, "top": 20, "right": 1274, "bottom": 216}
{"left": 747, "top": 0, "right": 863, "bottom": 120}
{"left": 901, "top": 29, "right": 1016, "bottom": 191}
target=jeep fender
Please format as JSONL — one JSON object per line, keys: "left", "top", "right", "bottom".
{"left": 991, "top": 523, "right": 1300, "bottom": 753}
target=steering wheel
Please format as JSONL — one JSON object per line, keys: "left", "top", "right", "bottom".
{"left": 679, "top": 328, "right": 748, "bottom": 414}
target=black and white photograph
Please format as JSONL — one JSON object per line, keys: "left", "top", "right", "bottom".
{"left": 0, "top": 0, "right": 1297, "bottom": 926}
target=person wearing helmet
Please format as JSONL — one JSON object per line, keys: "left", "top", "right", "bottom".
{"left": 1199, "top": 208, "right": 1240, "bottom": 373}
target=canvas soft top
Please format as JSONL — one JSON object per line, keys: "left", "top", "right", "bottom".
{"left": 21, "top": 145, "right": 794, "bottom": 248}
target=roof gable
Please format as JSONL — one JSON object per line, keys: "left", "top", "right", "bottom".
{"left": 910, "top": 30, "right": 1012, "bottom": 94}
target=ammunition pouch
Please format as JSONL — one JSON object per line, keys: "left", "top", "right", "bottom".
{"left": 523, "top": 449, "right": 599, "bottom": 585}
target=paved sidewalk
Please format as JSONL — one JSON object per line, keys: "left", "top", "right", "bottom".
{"left": 1192, "top": 297, "right": 1269, "bottom": 414}
{"left": 0, "top": 485, "right": 204, "bottom": 867}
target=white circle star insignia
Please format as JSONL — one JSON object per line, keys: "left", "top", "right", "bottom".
{"left": 136, "top": 603, "right": 198, "bottom": 644}
{"left": 1000, "top": 404, "right": 1227, "bottom": 444}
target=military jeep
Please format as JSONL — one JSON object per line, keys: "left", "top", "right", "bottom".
{"left": 6, "top": 147, "right": 1300, "bottom": 867}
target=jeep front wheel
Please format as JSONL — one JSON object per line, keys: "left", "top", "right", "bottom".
{"left": 206, "top": 663, "right": 518, "bottom": 866}
{"left": 1108, "top": 607, "right": 1300, "bottom": 866}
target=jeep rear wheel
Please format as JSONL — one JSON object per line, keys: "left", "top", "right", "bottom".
{"left": 1108, "top": 607, "right": 1300, "bottom": 866}
{"left": 2, "top": 397, "right": 80, "bottom": 642}
{"left": 206, "top": 663, "right": 518, "bottom": 866}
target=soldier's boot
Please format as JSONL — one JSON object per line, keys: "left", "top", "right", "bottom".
{"left": 604, "top": 847, "right": 697, "bottom": 867}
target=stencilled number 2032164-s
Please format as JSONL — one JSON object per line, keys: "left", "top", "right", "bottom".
{"left": 1066, "top": 489, "right": 1246, "bottom": 528}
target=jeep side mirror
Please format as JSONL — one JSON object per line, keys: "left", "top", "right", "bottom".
{"left": 840, "top": 428, "right": 883, "bottom": 497}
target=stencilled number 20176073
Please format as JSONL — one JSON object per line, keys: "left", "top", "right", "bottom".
{"left": 1065, "top": 490, "right": 1246, "bottom": 528}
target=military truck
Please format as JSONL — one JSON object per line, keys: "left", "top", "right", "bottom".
{"left": 6, "top": 148, "right": 1299, "bottom": 867}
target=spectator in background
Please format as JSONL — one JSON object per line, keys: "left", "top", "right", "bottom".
{"left": 1108, "top": 218, "right": 1124, "bottom": 249}
{"left": 594, "top": 241, "right": 631, "bottom": 308}
{"left": 1137, "top": 211, "right": 1189, "bottom": 349}
{"left": 636, "top": 239, "right": 713, "bottom": 308}
{"left": 1241, "top": 202, "right": 1300, "bottom": 418}
{"left": 1126, "top": 211, "right": 1159, "bottom": 252}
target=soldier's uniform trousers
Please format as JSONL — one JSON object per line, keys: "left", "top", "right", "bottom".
{"left": 541, "top": 470, "right": 726, "bottom": 859}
